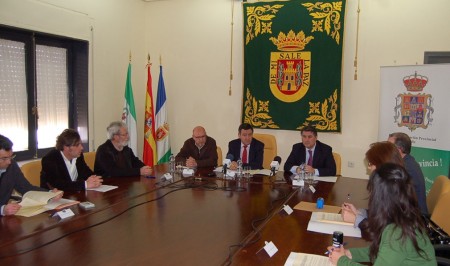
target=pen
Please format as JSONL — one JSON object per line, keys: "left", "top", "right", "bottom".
{"left": 324, "top": 242, "right": 347, "bottom": 255}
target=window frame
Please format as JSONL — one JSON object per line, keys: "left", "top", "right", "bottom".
{"left": 0, "top": 25, "right": 89, "bottom": 161}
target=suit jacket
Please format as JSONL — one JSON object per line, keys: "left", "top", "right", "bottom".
{"left": 175, "top": 136, "right": 218, "bottom": 167}
{"left": 1, "top": 161, "right": 45, "bottom": 207}
{"left": 404, "top": 154, "right": 428, "bottom": 215}
{"left": 94, "top": 139, "right": 145, "bottom": 177}
{"left": 284, "top": 140, "right": 336, "bottom": 176}
{"left": 227, "top": 138, "right": 264, "bottom": 169}
{"left": 41, "top": 149, "right": 94, "bottom": 191}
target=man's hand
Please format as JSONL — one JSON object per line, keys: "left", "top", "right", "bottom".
{"left": 185, "top": 157, "right": 197, "bottom": 168}
{"left": 229, "top": 161, "right": 238, "bottom": 170}
{"left": 140, "top": 166, "right": 153, "bottom": 176}
{"left": 86, "top": 175, "right": 103, "bottom": 189}
{"left": 304, "top": 165, "right": 315, "bottom": 174}
{"left": 4, "top": 203, "right": 21, "bottom": 216}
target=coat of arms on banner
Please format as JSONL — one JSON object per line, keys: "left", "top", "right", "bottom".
{"left": 394, "top": 72, "right": 434, "bottom": 131}
{"left": 242, "top": 0, "right": 345, "bottom": 131}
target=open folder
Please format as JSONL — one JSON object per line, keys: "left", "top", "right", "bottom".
{"left": 15, "top": 191, "right": 79, "bottom": 217}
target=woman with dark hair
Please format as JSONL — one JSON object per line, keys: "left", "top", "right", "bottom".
{"left": 327, "top": 163, "right": 436, "bottom": 265}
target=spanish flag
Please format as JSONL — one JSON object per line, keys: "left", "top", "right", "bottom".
{"left": 143, "top": 60, "right": 157, "bottom": 166}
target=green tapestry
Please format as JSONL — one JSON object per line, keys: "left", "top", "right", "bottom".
{"left": 242, "top": 0, "right": 346, "bottom": 131}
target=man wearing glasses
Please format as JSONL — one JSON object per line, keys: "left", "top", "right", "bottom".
{"left": 94, "top": 121, "right": 152, "bottom": 177}
{"left": 175, "top": 126, "right": 218, "bottom": 168}
{"left": 40, "top": 129, "right": 103, "bottom": 191}
{"left": 0, "top": 134, "right": 62, "bottom": 216}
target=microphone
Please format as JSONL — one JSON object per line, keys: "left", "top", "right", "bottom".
{"left": 270, "top": 156, "right": 282, "bottom": 176}
{"left": 223, "top": 154, "right": 234, "bottom": 175}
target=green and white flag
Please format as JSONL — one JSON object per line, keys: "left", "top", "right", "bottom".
{"left": 122, "top": 63, "right": 138, "bottom": 154}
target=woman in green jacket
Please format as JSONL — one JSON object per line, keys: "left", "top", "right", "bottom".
{"left": 327, "top": 163, "right": 436, "bottom": 266}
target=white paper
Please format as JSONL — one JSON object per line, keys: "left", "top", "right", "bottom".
{"left": 284, "top": 252, "right": 332, "bottom": 266}
{"left": 54, "top": 208, "right": 75, "bottom": 219}
{"left": 87, "top": 185, "right": 118, "bottom": 192}
{"left": 292, "top": 179, "right": 304, "bottom": 187}
{"left": 307, "top": 212, "right": 361, "bottom": 238}
{"left": 283, "top": 205, "right": 294, "bottom": 215}
{"left": 314, "top": 176, "right": 337, "bottom": 183}
{"left": 263, "top": 241, "right": 278, "bottom": 257}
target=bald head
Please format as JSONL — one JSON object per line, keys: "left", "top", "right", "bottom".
{"left": 192, "top": 126, "right": 207, "bottom": 147}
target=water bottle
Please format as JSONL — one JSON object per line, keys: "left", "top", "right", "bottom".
{"left": 169, "top": 154, "right": 175, "bottom": 175}
{"left": 237, "top": 159, "right": 243, "bottom": 179}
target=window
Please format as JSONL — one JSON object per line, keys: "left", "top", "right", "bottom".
{"left": 0, "top": 25, "right": 89, "bottom": 160}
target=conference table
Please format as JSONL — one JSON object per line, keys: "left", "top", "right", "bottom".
{"left": 0, "top": 165, "right": 369, "bottom": 265}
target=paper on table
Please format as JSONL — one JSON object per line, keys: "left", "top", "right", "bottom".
{"left": 87, "top": 185, "right": 118, "bottom": 192}
{"left": 307, "top": 212, "right": 361, "bottom": 238}
{"left": 314, "top": 176, "right": 337, "bottom": 183}
{"left": 294, "top": 201, "right": 341, "bottom": 213}
{"left": 16, "top": 191, "right": 77, "bottom": 217}
{"left": 284, "top": 252, "right": 332, "bottom": 266}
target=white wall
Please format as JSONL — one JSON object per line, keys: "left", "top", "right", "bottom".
{"left": 1, "top": 0, "right": 449, "bottom": 178}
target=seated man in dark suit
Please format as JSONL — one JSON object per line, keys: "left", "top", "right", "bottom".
{"left": 0, "top": 134, "right": 62, "bottom": 216}
{"left": 176, "top": 126, "right": 218, "bottom": 168}
{"left": 41, "top": 129, "right": 103, "bottom": 191}
{"left": 388, "top": 132, "right": 428, "bottom": 216}
{"left": 95, "top": 121, "right": 152, "bottom": 177}
{"left": 284, "top": 125, "right": 336, "bottom": 176}
{"left": 227, "top": 123, "right": 264, "bottom": 170}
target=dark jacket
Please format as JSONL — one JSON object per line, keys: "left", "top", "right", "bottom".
{"left": 284, "top": 140, "right": 336, "bottom": 176}
{"left": 227, "top": 138, "right": 264, "bottom": 169}
{"left": 175, "top": 136, "right": 218, "bottom": 167}
{"left": 94, "top": 139, "right": 145, "bottom": 177}
{"left": 1, "top": 161, "right": 45, "bottom": 207}
{"left": 41, "top": 149, "right": 93, "bottom": 191}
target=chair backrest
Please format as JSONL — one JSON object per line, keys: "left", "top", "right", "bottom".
{"left": 332, "top": 152, "right": 341, "bottom": 176}
{"left": 431, "top": 191, "right": 450, "bottom": 235}
{"left": 84, "top": 151, "right": 96, "bottom": 170}
{"left": 20, "top": 160, "right": 42, "bottom": 186}
{"left": 427, "top": 175, "right": 450, "bottom": 215}
{"left": 216, "top": 146, "right": 223, "bottom": 166}
{"left": 253, "top": 133, "right": 277, "bottom": 169}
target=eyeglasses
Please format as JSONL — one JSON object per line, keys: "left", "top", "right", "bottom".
{"left": 0, "top": 154, "right": 16, "bottom": 162}
{"left": 116, "top": 132, "right": 129, "bottom": 137}
{"left": 193, "top": 135, "right": 206, "bottom": 139}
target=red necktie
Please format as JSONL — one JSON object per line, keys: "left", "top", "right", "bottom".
{"left": 307, "top": 149, "right": 313, "bottom": 166}
{"left": 242, "top": 145, "right": 248, "bottom": 164}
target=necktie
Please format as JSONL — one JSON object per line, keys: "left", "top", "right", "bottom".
{"left": 242, "top": 145, "right": 248, "bottom": 164}
{"left": 307, "top": 149, "right": 313, "bottom": 166}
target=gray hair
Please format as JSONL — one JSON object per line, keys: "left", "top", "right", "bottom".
{"left": 107, "top": 121, "right": 126, "bottom": 140}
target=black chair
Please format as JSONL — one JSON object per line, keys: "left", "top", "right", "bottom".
{"left": 436, "top": 244, "right": 450, "bottom": 266}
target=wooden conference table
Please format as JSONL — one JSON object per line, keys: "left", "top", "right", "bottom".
{"left": 0, "top": 165, "right": 369, "bottom": 265}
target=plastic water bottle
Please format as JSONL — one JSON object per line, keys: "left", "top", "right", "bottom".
{"left": 169, "top": 154, "right": 175, "bottom": 175}
{"left": 237, "top": 159, "right": 243, "bottom": 179}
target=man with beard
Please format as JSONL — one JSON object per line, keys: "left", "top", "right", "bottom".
{"left": 94, "top": 121, "right": 152, "bottom": 177}
{"left": 41, "top": 129, "right": 103, "bottom": 191}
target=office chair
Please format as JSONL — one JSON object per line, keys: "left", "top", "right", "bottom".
{"left": 84, "top": 151, "right": 96, "bottom": 170}
{"left": 20, "top": 160, "right": 42, "bottom": 186}
{"left": 431, "top": 191, "right": 450, "bottom": 235}
{"left": 427, "top": 175, "right": 450, "bottom": 215}
{"left": 253, "top": 133, "right": 277, "bottom": 169}
{"left": 216, "top": 146, "right": 223, "bottom": 166}
{"left": 332, "top": 152, "right": 341, "bottom": 176}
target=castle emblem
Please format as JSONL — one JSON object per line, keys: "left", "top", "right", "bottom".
{"left": 394, "top": 72, "right": 434, "bottom": 131}
{"left": 269, "top": 30, "right": 313, "bottom": 103}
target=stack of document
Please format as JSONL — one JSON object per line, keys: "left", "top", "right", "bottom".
{"left": 307, "top": 212, "right": 361, "bottom": 238}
